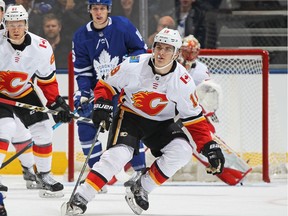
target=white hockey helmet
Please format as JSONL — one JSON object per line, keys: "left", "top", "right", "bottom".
{"left": 0, "top": 0, "right": 5, "bottom": 12}
{"left": 4, "top": 5, "right": 29, "bottom": 22}
{"left": 153, "top": 28, "right": 182, "bottom": 51}
{"left": 181, "top": 34, "right": 200, "bottom": 62}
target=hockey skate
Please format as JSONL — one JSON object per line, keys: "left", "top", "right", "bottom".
{"left": 61, "top": 193, "right": 88, "bottom": 216}
{"left": 36, "top": 172, "right": 64, "bottom": 198}
{"left": 124, "top": 169, "right": 146, "bottom": 187}
{"left": 0, "top": 184, "right": 7, "bottom": 193}
{"left": 22, "top": 166, "right": 39, "bottom": 189}
{"left": 125, "top": 174, "right": 149, "bottom": 215}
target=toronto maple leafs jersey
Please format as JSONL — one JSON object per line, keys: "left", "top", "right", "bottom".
{"left": 0, "top": 29, "right": 59, "bottom": 104}
{"left": 72, "top": 16, "right": 147, "bottom": 94}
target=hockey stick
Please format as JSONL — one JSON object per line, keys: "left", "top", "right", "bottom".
{"left": 61, "top": 121, "right": 104, "bottom": 216}
{"left": 0, "top": 97, "right": 92, "bottom": 123}
{"left": 52, "top": 96, "right": 95, "bottom": 130}
{"left": 0, "top": 141, "right": 34, "bottom": 169}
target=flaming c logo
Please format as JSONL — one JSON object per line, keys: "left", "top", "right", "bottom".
{"left": 132, "top": 91, "right": 168, "bottom": 115}
{"left": 0, "top": 71, "right": 28, "bottom": 94}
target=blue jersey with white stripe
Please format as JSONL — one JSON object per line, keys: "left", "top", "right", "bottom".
{"left": 72, "top": 16, "right": 147, "bottom": 93}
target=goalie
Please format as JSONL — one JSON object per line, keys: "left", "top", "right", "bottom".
{"left": 178, "top": 35, "right": 252, "bottom": 185}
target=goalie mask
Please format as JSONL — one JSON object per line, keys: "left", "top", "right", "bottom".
{"left": 88, "top": 0, "right": 112, "bottom": 13}
{"left": 180, "top": 35, "right": 200, "bottom": 63}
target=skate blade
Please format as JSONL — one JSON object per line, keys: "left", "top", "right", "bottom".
{"left": 60, "top": 202, "right": 83, "bottom": 216}
{"left": 26, "top": 181, "right": 41, "bottom": 190}
{"left": 39, "top": 189, "right": 64, "bottom": 198}
{"left": 125, "top": 188, "right": 143, "bottom": 215}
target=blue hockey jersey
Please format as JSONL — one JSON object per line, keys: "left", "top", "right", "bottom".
{"left": 72, "top": 16, "right": 147, "bottom": 93}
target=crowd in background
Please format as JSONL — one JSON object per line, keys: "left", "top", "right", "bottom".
{"left": 2, "top": 0, "right": 286, "bottom": 68}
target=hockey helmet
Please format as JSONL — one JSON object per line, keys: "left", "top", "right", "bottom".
{"left": 153, "top": 28, "right": 182, "bottom": 52}
{"left": 181, "top": 35, "right": 200, "bottom": 62}
{"left": 88, "top": 0, "right": 112, "bottom": 12}
{"left": 4, "top": 5, "right": 28, "bottom": 22}
{"left": 0, "top": 0, "right": 5, "bottom": 12}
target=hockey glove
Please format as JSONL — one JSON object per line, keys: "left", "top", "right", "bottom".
{"left": 48, "top": 96, "right": 72, "bottom": 123}
{"left": 92, "top": 98, "right": 113, "bottom": 131}
{"left": 201, "top": 141, "right": 225, "bottom": 175}
{"left": 74, "top": 94, "right": 93, "bottom": 118}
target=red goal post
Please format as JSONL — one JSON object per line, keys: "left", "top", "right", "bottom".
{"left": 67, "top": 49, "right": 274, "bottom": 183}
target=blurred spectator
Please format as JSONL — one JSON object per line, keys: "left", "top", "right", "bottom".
{"left": 148, "top": 0, "right": 176, "bottom": 35}
{"left": 195, "top": 0, "right": 223, "bottom": 11}
{"left": 42, "top": 13, "right": 71, "bottom": 68}
{"left": 111, "top": 0, "right": 140, "bottom": 30}
{"left": 173, "top": 0, "right": 206, "bottom": 47}
{"left": 50, "top": 0, "right": 90, "bottom": 42}
{"left": 0, "top": 0, "right": 4, "bottom": 30}
{"left": 147, "top": 15, "right": 176, "bottom": 47}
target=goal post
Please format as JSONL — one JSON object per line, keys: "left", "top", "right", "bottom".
{"left": 198, "top": 49, "right": 269, "bottom": 183}
{"left": 67, "top": 49, "right": 286, "bottom": 184}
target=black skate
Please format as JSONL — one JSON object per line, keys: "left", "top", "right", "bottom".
{"left": 60, "top": 193, "right": 88, "bottom": 216}
{"left": 0, "top": 184, "right": 7, "bottom": 193}
{"left": 124, "top": 169, "right": 146, "bottom": 187}
{"left": 125, "top": 174, "right": 149, "bottom": 215}
{"left": 22, "top": 166, "right": 39, "bottom": 189}
{"left": 36, "top": 172, "right": 64, "bottom": 198}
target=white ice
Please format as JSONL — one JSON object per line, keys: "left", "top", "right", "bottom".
{"left": 2, "top": 175, "right": 287, "bottom": 216}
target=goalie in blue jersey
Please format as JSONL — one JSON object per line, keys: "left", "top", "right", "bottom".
{"left": 72, "top": 0, "right": 147, "bottom": 188}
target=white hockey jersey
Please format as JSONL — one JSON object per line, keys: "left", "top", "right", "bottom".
{"left": 0, "top": 30, "right": 59, "bottom": 103}
{"left": 95, "top": 54, "right": 213, "bottom": 150}
{"left": 187, "top": 60, "right": 210, "bottom": 86}
{"left": 96, "top": 54, "right": 203, "bottom": 121}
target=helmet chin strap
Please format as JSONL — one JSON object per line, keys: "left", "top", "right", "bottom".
{"left": 4, "top": 30, "right": 27, "bottom": 45}
{"left": 151, "top": 51, "right": 179, "bottom": 72}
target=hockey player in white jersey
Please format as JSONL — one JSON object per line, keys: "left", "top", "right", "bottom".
{"left": 179, "top": 35, "right": 251, "bottom": 185}
{"left": 62, "top": 28, "right": 225, "bottom": 215}
{"left": 72, "top": 0, "right": 147, "bottom": 186}
{"left": 0, "top": 5, "right": 72, "bottom": 198}
{"left": 0, "top": 1, "right": 39, "bottom": 191}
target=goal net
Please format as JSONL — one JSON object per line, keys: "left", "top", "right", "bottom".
{"left": 67, "top": 49, "right": 287, "bottom": 184}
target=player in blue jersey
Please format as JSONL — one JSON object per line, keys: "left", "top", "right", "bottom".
{"left": 72, "top": 0, "right": 147, "bottom": 186}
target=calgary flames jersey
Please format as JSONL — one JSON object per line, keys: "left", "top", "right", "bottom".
{"left": 187, "top": 60, "right": 210, "bottom": 86}
{"left": 95, "top": 54, "right": 213, "bottom": 150}
{"left": 0, "top": 29, "right": 59, "bottom": 104}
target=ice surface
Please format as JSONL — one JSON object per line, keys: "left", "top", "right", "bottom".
{"left": 1, "top": 175, "right": 287, "bottom": 216}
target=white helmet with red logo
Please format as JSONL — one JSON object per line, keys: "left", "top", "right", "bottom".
{"left": 4, "top": 5, "right": 28, "bottom": 22}
{"left": 153, "top": 27, "right": 182, "bottom": 51}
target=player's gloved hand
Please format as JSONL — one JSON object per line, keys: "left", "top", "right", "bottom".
{"left": 74, "top": 93, "right": 93, "bottom": 118}
{"left": 92, "top": 98, "right": 113, "bottom": 131}
{"left": 48, "top": 96, "right": 72, "bottom": 123}
{"left": 201, "top": 141, "right": 225, "bottom": 175}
